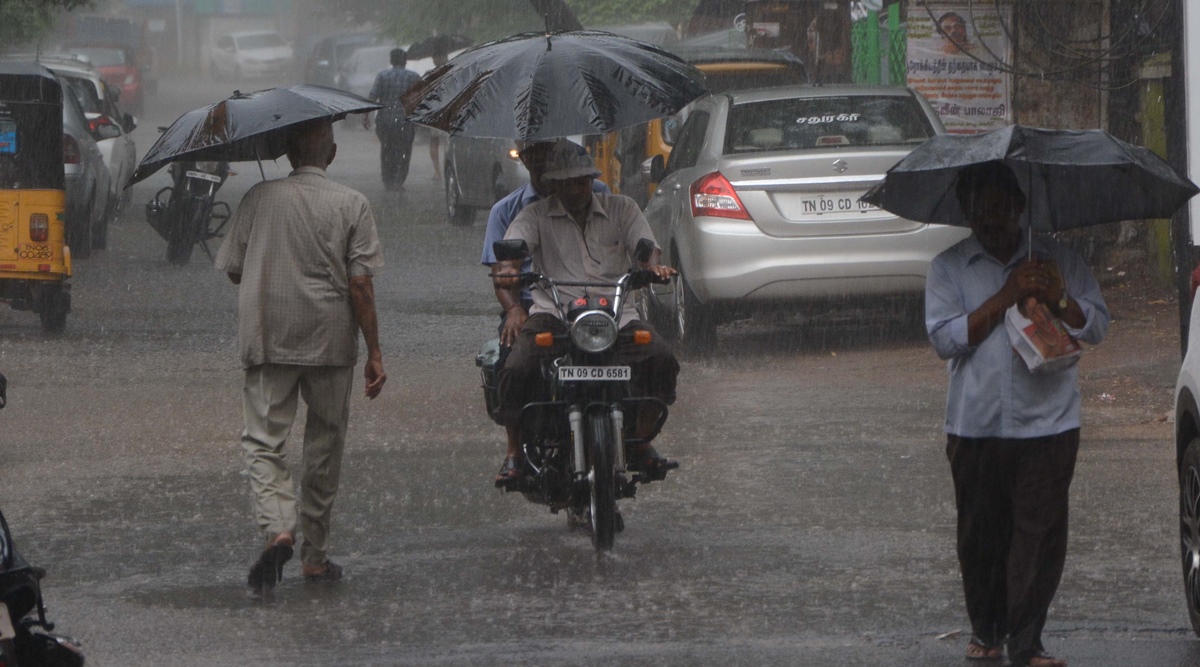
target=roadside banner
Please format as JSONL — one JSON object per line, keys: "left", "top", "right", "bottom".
{"left": 905, "top": 3, "right": 1013, "bottom": 134}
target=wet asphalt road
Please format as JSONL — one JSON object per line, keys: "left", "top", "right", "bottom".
{"left": 1, "top": 75, "right": 1199, "bottom": 666}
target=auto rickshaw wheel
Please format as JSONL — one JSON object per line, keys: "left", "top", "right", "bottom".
{"left": 38, "top": 283, "right": 70, "bottom": 333}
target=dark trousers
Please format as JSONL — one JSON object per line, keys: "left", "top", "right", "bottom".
{"left": 497, "top": 313, "right": 679, "bottom": 427}
{"left": 376, "top": 116, "right": 415, "bottom": 187}
{"left": 946, "top": 430, "right": 1079, "bottom": 663}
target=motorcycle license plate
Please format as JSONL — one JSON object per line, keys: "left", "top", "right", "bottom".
{"left": 559, "top": 366, "right": 630, "bottom": 381}
{"left": 185, "top": 170, "right": 222, "bottom": 183}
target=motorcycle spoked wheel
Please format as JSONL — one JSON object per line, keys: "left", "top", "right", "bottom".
{"left": 586, "top": 409, "right": 617, "bottom": 551}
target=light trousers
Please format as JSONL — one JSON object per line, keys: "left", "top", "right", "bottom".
{"left": 241, "top": 363, "right": 353, "bottom": 566}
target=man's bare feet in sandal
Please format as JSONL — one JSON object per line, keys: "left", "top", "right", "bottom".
{"left": 965, "top": 638, "right": 1003, "bottom": 661}
{"left": 1026, "top": 652, "right": 1066, "bottom": 667}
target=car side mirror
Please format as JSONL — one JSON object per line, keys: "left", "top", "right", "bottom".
{"left": 123, "top": 113, "right": 137, "bottom": 133}
{"left": 634, "top": 238, "right": 655, "bottom": 264}
{"left": 643, "top": 155, "right": 666, "bottom": 184}
{"left": 94, "top": 122, "right": 122, "bottom": 141}
{"left": 493, "top": 239, "right": 529, "bottom": 262}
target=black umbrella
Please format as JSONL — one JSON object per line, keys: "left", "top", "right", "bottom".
{"left": 402, "top": 30, "right": 708, "bottom": 141}
{"left": 861, "top": 124, "right": 1199, "bottom": 233}
{"left": 406, "top": 34, "right": 473, "bottom": 60}
{"left": 128, "top": 85, "right": 381, "bottom": 186}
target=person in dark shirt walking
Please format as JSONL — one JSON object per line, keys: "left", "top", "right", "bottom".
{"left": 366, "top": 48, "right": 422, "bottom": 190}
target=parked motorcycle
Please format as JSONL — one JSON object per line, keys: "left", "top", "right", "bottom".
{"left": 0, "top": 374, "right": 86, "bottom": 666}
{"left": 144, "top": 154, "right": 231, "bottom": 265}
{"left": 476, "top": 239, "right": 676, "bottom": 550}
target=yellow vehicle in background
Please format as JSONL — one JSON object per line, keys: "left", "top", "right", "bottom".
{"left": 590, "top": 46, "right": 808, "bottom": 207}
{"left": 0, "top": 62, "right": 72, "bottom": 332}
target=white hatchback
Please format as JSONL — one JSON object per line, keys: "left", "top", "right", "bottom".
{"left": 211, "top": 30, "right": 293, "bottom": 81}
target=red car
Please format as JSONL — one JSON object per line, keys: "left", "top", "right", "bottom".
{"left": 62, "top": 44, "right": 144, "bottom": 115}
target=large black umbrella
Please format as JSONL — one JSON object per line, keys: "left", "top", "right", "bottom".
{"left": 861, "top": 124, "right": 1199, "bottom": 233}
{"left": 129, "top": 85, "right": 381, "bottom": 186}
{"left": 402, "top": 30, "right": 708, "bottom": 141}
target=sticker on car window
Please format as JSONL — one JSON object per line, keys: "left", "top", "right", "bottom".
{"left": 795, "top": 113, "right": 862, "bottom": 125}
{"left": 0, "top": 119, "right": 16, "bottom": 154}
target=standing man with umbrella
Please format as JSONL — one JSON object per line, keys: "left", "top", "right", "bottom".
{"left": 366, "top": 48, "right": 422, "bottom": 190}
{"left": 925, "top": 162, "right": 1109, "bottom": 667}
{"left": 215, "top": 118, "right": 387, "bottom": 593}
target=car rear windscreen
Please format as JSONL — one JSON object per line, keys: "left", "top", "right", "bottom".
{"left": 724, "top": 95, "right": 936, "bottom": 154}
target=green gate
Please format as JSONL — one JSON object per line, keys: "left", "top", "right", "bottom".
{"left": 851, "top": 2, "right": 906, "bottom": 85}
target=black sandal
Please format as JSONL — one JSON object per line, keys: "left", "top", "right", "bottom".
{"left": 247, "top": 542, "right": 293, "bottom": 593}
{"left": 494, "top": 455, "right": 523, "bottom": 487}
{"left": 966, "top": 636, "right": 1003, "bottom": 661}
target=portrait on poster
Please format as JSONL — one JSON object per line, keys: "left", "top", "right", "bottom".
{"left": 905, "top": 4, "right": 1013, "bottom": 134}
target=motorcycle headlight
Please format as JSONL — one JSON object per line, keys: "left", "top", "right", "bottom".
{"left": 194, "top": 161, "right": 221, "bottom": 173}
{"left": 570, "top": 310, "right": 618, "bottom": 353}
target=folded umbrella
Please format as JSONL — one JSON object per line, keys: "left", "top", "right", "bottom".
{"left": 128, "top": 84, "right": 381, "bottom": 186}
{"left": 402, "top": 30, "right": 708, "bottom": 141}
{"left": 861, "top": 124, "right": 1198, "bottom": 232}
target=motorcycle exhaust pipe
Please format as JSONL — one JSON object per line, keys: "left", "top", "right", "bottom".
{"left": 569, "top": 407, "right": 585, "bottom": 475}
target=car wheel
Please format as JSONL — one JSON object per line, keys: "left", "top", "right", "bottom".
{"left": 492, "top": 165, "right": 507, "bottom": 203}
{"left": 445, "top": 164, "right": 475, "bottom": 227}
{"left": 93, "top": 195, "right": 113, "bottom": 250}
{"left": 1180, "top": 436, "right": 1200, "bottom": 636}
{"left": 676, "top": 266, "right": 715, "bottom": 353}
{"left": 67, "top": 196, "right": 93, "bottom": 260}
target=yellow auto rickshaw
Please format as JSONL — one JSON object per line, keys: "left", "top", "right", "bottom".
{"left": 0, "top": 62, "right": 71, "bottom": 332}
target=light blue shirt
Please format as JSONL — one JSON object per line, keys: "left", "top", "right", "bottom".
{"left": 926, "top": 233, "right": 1110, "bottom": 439}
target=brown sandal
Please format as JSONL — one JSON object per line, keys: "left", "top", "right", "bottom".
{"left": 965, "top": 637, "right": 1003, "bottom": 661}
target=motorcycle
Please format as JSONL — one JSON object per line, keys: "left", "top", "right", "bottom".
{"left": 144, "top": 154, "right": 232, "bottom": 266}
{"left": 0, "top": 374, "right": 86, "bottom": 666}
{"left": 476, "top": 239, "right": 677, "bottom": 551}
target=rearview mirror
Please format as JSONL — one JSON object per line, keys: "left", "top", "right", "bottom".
{"left": 643, "top": 155, "right": 666, "bottom": 184}
{"left": 493, "top": 239, "right": 529, "bottom": 262}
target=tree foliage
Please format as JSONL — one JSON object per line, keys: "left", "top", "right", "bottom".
{"left": 336, "top": 0, "right": 700, "bottom": 44}
{"left": 0, "top": 0, "right": 91, "bottom": 50}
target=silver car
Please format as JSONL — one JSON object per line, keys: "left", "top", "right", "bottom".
{"left": 642, "top": 85, "right": 971, "bottom": 348}
{"left": 443, "top": 136, "right": 529, "bottom": 226}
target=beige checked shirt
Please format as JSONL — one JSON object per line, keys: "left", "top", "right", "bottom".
{"left": 504, "top": 192, "right": 658, "bottom": 325}
{"left": 215, "top": 166, "right": 383, "bottom": 369}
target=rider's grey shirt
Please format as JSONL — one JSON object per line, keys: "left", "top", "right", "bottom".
{"left": 504, "top": 192, "right": 657, "bottom": 326}
{"left": 215, "top": 166, "right": 383, "bottom": 369}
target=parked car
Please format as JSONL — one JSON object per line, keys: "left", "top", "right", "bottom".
{"left": 590, "top": 46, "right": 807, "bottom": 207}
{"left": 210, "top": 30, "right": 293, "bottom": 81}
{"left": 338, "top": 41, "right": 466, "bottom": 97}
{"left": 25, "top": 55, "right": 136, "bottom": 242}
{"left": 639, "top": 84, "right": 970, "bottom": 348}
{"left": 306, "top": 32, "right": 380, "bottom": 88}
{"left": 59, "top": 43, "right": 145, "bottom": 115}
{"left": 59, "top": 71, "right": 112, "bottom": 258}
{"left": 443, "top": 137, "right": 528, "bottom": 226}
{"left": 1172, "top": 269, "right": 1200, "bottom": 636}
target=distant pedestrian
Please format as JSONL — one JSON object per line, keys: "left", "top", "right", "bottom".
{"left": 367, "top": 48, "right": 422, "bottom": 190}
{"left": 215, "top": 118, "right": 387, "bottom": 594}
{"left": 925, "top": 161, "right": 1109, "bottom": 667}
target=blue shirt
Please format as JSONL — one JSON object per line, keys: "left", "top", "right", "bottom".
{"left": 368, "top": 66, "right": 422, "bottom": 118}
{"left": 926, "top": 233, "right": 1110, "bottom": 439}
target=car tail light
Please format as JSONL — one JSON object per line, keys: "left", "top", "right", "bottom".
{"left": 63, "top": 134, "right": 80, "bottom": 165}
{"left": 87, "top": 115, "right": 112, "bottom": 134}
{"left": 690, "top": 171, "right": 751, "bottom": 220}
{"left": 29, "top": 213, "right": 49, "bottom": 242}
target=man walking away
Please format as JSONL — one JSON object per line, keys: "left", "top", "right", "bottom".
{"left": 367, "top": 48, "right": 422, "bottom": 190}
{"left": 215, "top": 118, "right": 387, "bottom": 594}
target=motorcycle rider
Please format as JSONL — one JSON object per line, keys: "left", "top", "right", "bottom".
{"left": 491, "top": 139, "right": 678, "bottom": 486}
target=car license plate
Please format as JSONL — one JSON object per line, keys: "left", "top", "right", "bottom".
{"left": 186, "top": 170, "right": 222, "bottom": 183}
{"left": 558, "top": 366, "right": 630, "bottom": 381}
{"left": 793, "top": 192, "right": 878, "bottom": 217}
